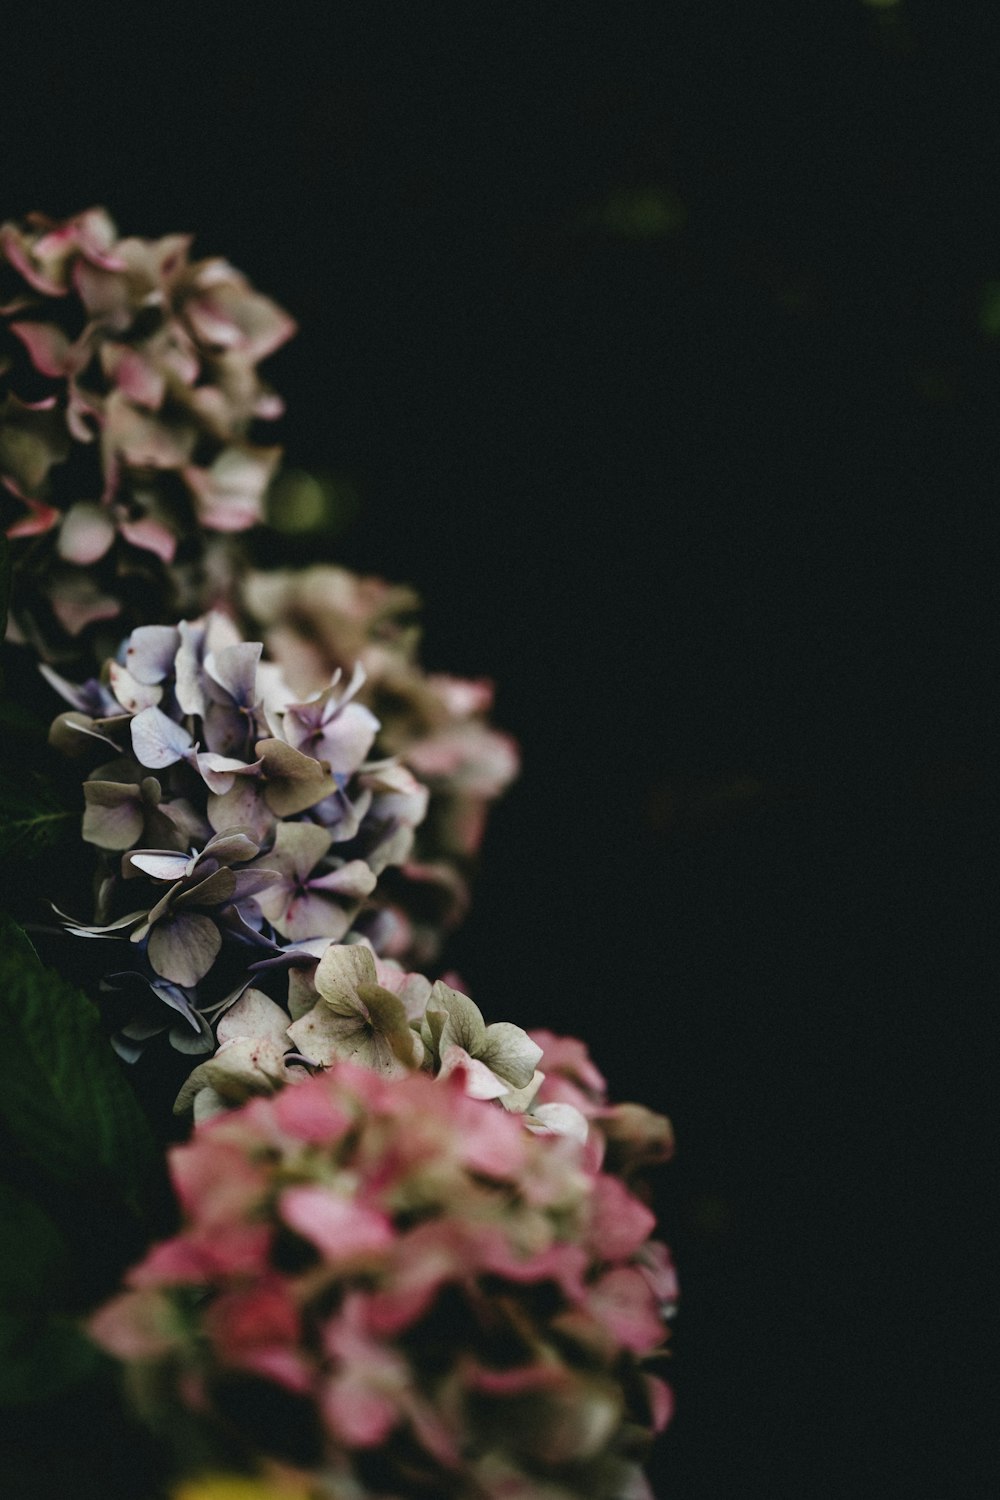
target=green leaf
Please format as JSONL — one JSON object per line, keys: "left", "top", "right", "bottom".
{"left": 0, "top": 1179, "right": 104, "bottom": 1405}
{"left": 0, "top": 1177, "right": 66, "bottom": 1300}
{"left": 0, "top": 759, "right": 76, "bottom": 860}
{"left": 0, "top": 912, "right": 156, "bottom": 1218}
{"left": 0, "top": 1310, "right": 104, "bottom": 1405}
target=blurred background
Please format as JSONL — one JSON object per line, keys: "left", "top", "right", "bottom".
{"left": 3, "top": 4, "right": 995, "bottom": 1495}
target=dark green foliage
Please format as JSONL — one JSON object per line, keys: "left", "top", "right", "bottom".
{"left": 0, "top": 912, "right": 162, "bottom": 1425}
{"left": 0, "top": 911, "right": 156, "bottom": 1215}
{"left": 0, "top": 1180, "right": 105, "bottom": 1405}
{"left": 0, "top": 755, "right": 75, "bottom": 860}
{"left": 0, "top": 898, "right": 173, "bottom": 1498}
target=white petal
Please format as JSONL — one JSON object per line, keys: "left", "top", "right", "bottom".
{"left": 131, "top": 706, "right": 193, "bottom": 768}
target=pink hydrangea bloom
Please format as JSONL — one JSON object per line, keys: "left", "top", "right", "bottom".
{"left": 1, "top": 206, "right": 293, "bottom": 653}
{"left": 90, "top": 1063, "right": 673, "bottom": 1498}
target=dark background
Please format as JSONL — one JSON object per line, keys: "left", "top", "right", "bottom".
{"left": 3, "top": 4, "right": 995, "bottom": 1496}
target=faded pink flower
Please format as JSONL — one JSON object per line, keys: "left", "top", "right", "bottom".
{"left": 90, "top": 1063, "right": 673, "bottom": 1498}
{"left": 1, "top": 206, "right": 293, "bottom": 655}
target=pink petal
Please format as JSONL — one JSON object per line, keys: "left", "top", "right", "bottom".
{"left": 272, "top": 1078, "right": 353, "bottom": 1144}
{"left": 477, "top": 1235, "right": 589, "bottom": 1302}
{"left": 0, "top": 225, "right": 70, "bottom": 295}
{"left": 4, "top": 494, "right": 62, "bottom": 539}
{"left": 322, "top": 1376, "right": 399, "bottom": 1447}
{"left": 637, "top": 1240, "right": 680, "bottom": 1306}
{"left": 438, "top": 1045, "right": 508, "bottom": 1101}
{"left": 168, "top": 1136, "right": 268, "bottom": 1223}
{"left": 644, "top": 1373, "right": 675, "bottom": 1434}
{"left": 586, "top": 1266, "right": 664, "bottom": 1354}
{"left": 184, "top": 445, "right": 280, "bottom": 533}
{"left": 204, "top": 1280, "right": 299, "bottom": 1357}
{"left": 463, "top": 1361, "right": 568, "bottom": 1395}
{"left": 280, "top": 1185, "right": 395, "bottom": 1264}
{"left": 450, "top": 1090, "right": 528, "bottom": 1178}
{"left": 118, "top": 513, "right": 177, "bottom": 562}
{"left": 100, "top": 344, "right": 166, "bottom": 408}
{"left": 236, "top": 1346, "right": 313, "bottom": 1394}
{"left": 8, "top": 320, "right": 74, "bottom": 376}
{"left": 87, "top": 1289, "right": 179, "bottom": 1360}
{"left": 587, "top": 1176, "right": 657, "bottom": 1263}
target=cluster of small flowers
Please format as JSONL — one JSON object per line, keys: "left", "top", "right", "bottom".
{"left": 1, "top": 207, "right": 293, "bottom": 653}
{"left": 0, "top": 205, "right": 675, "bottom": 1492}
{"left": 91, "top": 1058, "right": 676, "bottom": 1500}
{"left": 243, "top": 563, "right": 520, "bottom": 965}
{"left": 45, "top": 611, "right": 499, "bottom": 1066}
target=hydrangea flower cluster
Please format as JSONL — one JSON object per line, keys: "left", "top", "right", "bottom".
{"left": 244, "top": 564, "right": 520, "bottom": 964}
{"left": 174, "top": 945, "right": 547, "bottom": 1129}
{"left": 1, "top": 207, "right": 293, "bottom": 653}
{"left": 0, "top": 204, "right": 675, "bottom": 1497}
{"left": 45, "top": 613, "right": 432, "bottom": 1056}
{"left": 90, "top": 1061, "right": 676, "bottom": 1500}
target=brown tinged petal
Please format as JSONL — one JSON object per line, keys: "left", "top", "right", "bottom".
{"left": 0, "top": 392, "right": 72, "bottom": 495}
{"left": 147, "top": 910, "right": 222, "bottom": 987}
{"left": 255, "top": 738, "right": 336, "bottom": 817}
{"left": 183, "top": 444, "right": 281, "bottom": 533}
{"left": 599, "top": 1103, "right": 675, "bottom": 1175}
{"left": 82, "top": 779, "right": 147, "bottom": 850}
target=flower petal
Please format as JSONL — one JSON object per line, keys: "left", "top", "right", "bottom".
{"left": 478, "top": 1022, "right": 544, "bottom": 1091}
{"left": 256, "top": 738, "right": 336, "bottom": 817}
{"left": 148, "top": 911, "right": 222, "bottom": 987}
{"left": 131, "top": 705, "right": 193, "bottom": 768}
{"left": 82, "top": 781, "right": 144, "bottom": 850}
{"left": 172, "top": 865, "right": 237, "bottom": 910}
{"left": 260, "top": 819, "right": 332, "bottom": 882}
{"left": 125, "top": 625, "right": 181, "bottom": 684}
{"left": 125, "top": 849, "right": 191, "bottom": 881}
{"left": 205, "top": 641, "right": 262, "bottom": 707}
{"left": 8, "top": 320, "right": 74, "bottom": 376}
{"left": 108, "top": 661, "right": 162, "bottom": 714}
{"left": 437, "top": 1045, "right": 508, "bottom": 1100}
{"left": 307, "top": 859, "right": 377, "bottom": 900}
{"left": 216, "top": 987, "right": 293, "bottom": 1047}
{"left": 430, "top": 981, "right": 487, "bottom": 1057}
{"left": 526, "top": 1102, "right": 590, "bottom": 1144}
{"left": 184, "top": 445, "right": 280, "bottom": 532}
{"left": 280, "top": 1185, "right": 394, "bottom": 1263}
{"left": 57, "top": 502, "right": 115, "bottom": 564}
{"left": 314, "top": 942, "right": 377, "bottom": 1012}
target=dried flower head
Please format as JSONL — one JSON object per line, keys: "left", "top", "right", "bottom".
{"left": 1, "top": 207, "right": 294, "bottom": 656}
